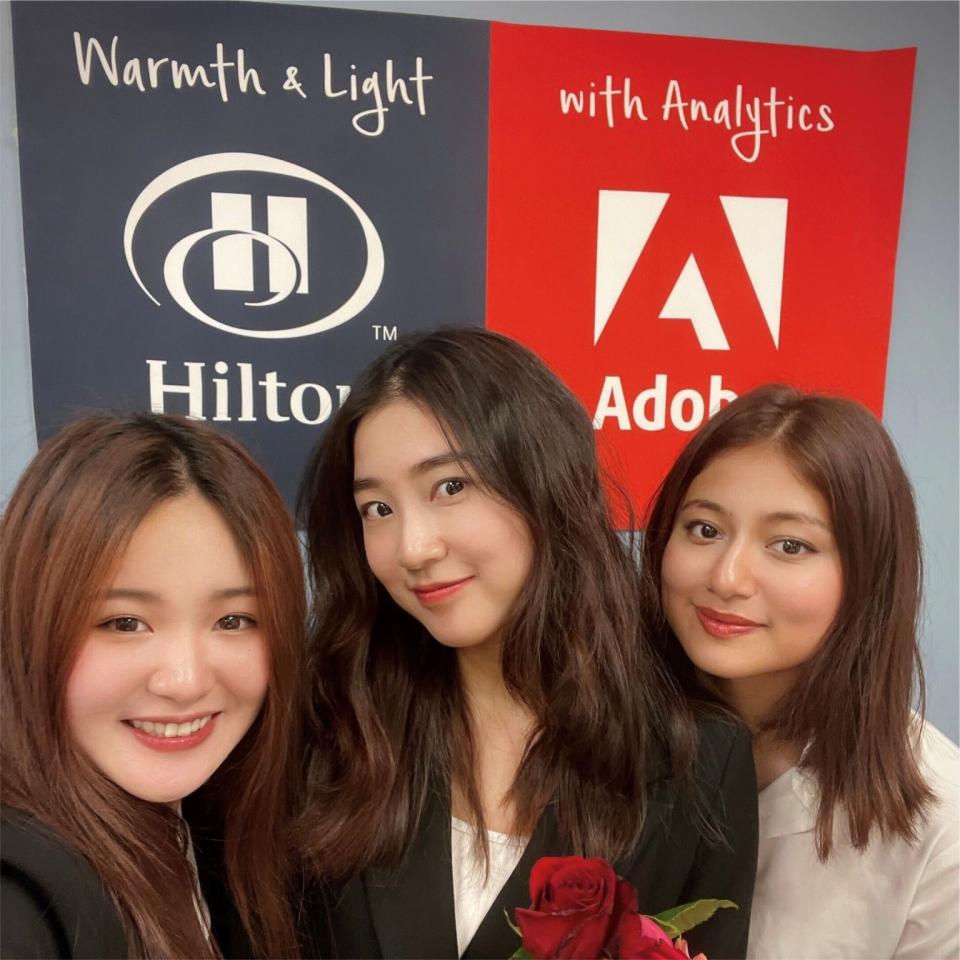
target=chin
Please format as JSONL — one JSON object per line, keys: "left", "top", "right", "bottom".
{"left": 431, "top": 630, "right": 498, "bottom": 651}
{"left": 118, "top": 772, "right": 214, "bottom": 805}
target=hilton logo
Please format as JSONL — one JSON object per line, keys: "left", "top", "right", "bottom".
{"left": 124, "top": 152, "right": 384, "bottom": 339}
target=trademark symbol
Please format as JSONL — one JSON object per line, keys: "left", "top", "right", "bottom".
{"left": 372, "top": 324, "right": 398, "bottom": 341}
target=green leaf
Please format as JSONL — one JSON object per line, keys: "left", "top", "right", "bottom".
{"left": 654, "top": 920, "right": 681, "bottom": 940}
{"left": 648, "top": 899, "right": 737, "bottom": 936}
{"left": 509, "top": 948, "right": 534, "bottom": 960}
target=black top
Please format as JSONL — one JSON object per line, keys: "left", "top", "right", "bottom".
{"left": 305, "top": 718, "right": 759, "bottom": 960}
{"left": 0, "top": 808, "right": 127, "bottom": 960}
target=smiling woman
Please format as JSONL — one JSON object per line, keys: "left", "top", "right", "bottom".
{"left": 352, "top": 398, "right": 535, "bottom": 656}
{"left": 0, "top": 414, "right": 305, "bottom": 959}
{"left": 296, "top": 327, "right": 759, "bottom": 960}
{"left": 641, "top": 384, "right": 959, "bottom": 959}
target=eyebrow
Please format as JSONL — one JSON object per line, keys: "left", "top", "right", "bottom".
{"left": 679, "top": 499, "right": 831, "bottom": 530}
{"left": 104, "top": 587, "right": 256, "bottom": 602}
{"left": 353, "top": 452, "right": 472, "bottom": 493}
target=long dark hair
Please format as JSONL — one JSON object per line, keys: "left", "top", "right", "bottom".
{"left": 641, "top": 384, "right": 932, "bottom": 858}
{"left": 297, "top": 327, "right": 698, "bottom": 878}
{"left": 1, "top": 413, "right": 305, "bottom": 957}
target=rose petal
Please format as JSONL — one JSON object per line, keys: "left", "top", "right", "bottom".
{"left": 543, "top": 861, "right": 614, "bottom": 913}
{"left": 614, "top": 914, "right": 689, "bottom": 960}
{"left": 520, "top": 858, "right": 630, "bottom": 958}
{"left": 517, "top": 907, "right": 612, "bottom": 959}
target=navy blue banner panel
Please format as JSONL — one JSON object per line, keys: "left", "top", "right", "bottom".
{"left": 12, "top": 0, "right": 489, "bottom": 505}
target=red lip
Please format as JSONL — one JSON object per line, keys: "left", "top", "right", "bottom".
{"left": 412, "top": 576, "right": 473, "bottom": 605}
{"left": 125, "top": 713, "right": 218, "bottom": 752}
{"left": 696, "top": 607, "right": 763, "bottom": 638}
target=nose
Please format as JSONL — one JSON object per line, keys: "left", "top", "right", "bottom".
{"left": 707, "top": 538, "right": 756, "bottom": 601}
{"left": 146, "top": 633, "right": 216, "bottom": 703}
{"left": 397, "top": 507, "right": 446, "bottom": 571}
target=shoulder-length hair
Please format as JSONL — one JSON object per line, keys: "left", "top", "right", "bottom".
{"left": 1, "top": 413, "right": 305, "bottom": 958}
{"left": 297, "top": 327, "right": 698, "bottom": 878}
{"left": 640, "top": 383, "right": 932, "bottom": 858}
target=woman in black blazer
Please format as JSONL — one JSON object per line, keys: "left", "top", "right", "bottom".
{"left": 1, "top": 809, "right": 126, "bottom": 960}
{"left": 297, "top": 328, "right": 758, "bottom": 960}
{"left": 1, "top": 414, "right": 306, "bottom": 959}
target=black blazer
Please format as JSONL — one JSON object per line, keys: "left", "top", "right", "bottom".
{"left": 0, "top": 808, "right": 127, "bottom": 960}
{"left": 308, "top": 719, "right": 758, "bottom": 960}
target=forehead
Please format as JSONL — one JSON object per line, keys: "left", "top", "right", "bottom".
{"left": 685, "top": 444, "right": 830, "bottom": 519}
{"left": 111, "top": 491, "right": 248, "bottom": 582}
{"left": 353, "top": 399, "right": 454, "bottom": 476}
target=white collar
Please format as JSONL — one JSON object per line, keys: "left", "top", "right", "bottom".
{"left": 758, "top": 764, "right": 819, "bottom": 839}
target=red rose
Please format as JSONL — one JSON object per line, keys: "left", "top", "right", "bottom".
{"left": 515, "top": 856, "right": 638, "bottom": 958}
{"left": 612, "top": 914, "right": 691, "bottom": 960}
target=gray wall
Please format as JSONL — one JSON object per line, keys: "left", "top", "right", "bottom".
{"left": 2, "top": 1, "right": 957, "bottom": 741}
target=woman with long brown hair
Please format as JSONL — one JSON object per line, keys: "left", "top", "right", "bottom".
{"left": 641, "top": 384, "right": 959, "bottom": 958}
{"left": 1, "top": 413, "right": 305, "bottom": 959}
{"left": 297, "top": 327, "right": 758, "bottom": 960}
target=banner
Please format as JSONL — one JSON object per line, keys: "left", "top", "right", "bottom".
{"left": 11, "top": 1, "right": 488, "bottom": 505}
{"left": 486, "top": 24, "right": 915, "bottom": 519}
{"left": 11, "top": 2, "right": 915, "bottom": 515}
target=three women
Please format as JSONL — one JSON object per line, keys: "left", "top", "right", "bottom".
{"left": 3, "top": 332, "right": 954, "bottom": 960}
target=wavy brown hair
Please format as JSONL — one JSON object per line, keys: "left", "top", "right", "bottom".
{"left": 641, "top": 384, "right": 933, "bottom": 859}
{"left": 297, "top": 327, "right": 700, "bottom": 878}
{"left": 1, "top": 413, "right": 305, "bottom": 958}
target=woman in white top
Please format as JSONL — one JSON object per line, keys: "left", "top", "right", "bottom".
{"left": 641, "top": 384, "right": 959, "bottom": 959}
{"left": 296, "top": 328, "right": 759, "bottom": 959}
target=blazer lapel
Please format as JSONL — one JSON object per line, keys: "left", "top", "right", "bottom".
{"left": 364, "top": 791, "right": 459, "bottom": 959}
{"left": 462, "top": 801, "right": 565, "bottom": 960}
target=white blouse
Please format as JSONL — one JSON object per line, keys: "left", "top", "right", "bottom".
{"left": 748, "top": 720, "right": 959, "bottom": 959}
{"left": 451, "top": 816, "right": 527, "bottom": 958}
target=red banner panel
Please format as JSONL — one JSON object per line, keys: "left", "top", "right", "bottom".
{"left": 486, "top": 22, "right": 915, "bottom": 521}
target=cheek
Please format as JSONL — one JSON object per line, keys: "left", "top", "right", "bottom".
{"left": 222, "top": 637, "right": 271, "bottom": 707}
{"left": 773, "top": 566, "right": 843, "bottom": 637}
{"left": 65, "top": 641, "right": 136, "bottom": 722}
{"left": 661, "top": 535, "right": 700, "bottom": 600}
{"left": 484, "top": 511, "right": 534, "bottom": 589}
{"left": 361, "top": 528, "right": 394, "bottom": 584}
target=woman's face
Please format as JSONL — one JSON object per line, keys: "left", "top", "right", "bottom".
{"left": 660, "top": 443, "right": 843, "bottom": 709}
{"left": 66, "top": 491, "right": 269, "bottom": 804}
{"left": 353, "top": 398, "right": 534, "bottom": 655}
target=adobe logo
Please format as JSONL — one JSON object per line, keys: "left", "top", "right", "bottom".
{"left": 593, "top": 190, "right": 788, "bottom": 350}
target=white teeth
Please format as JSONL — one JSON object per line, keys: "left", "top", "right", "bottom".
{"left": 130, "top": 715, "right": 212, "bottom": 738}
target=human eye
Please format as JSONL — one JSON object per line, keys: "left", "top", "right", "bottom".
{"left": 433, "top": 478, "right": 469, "bottom": 500}
{"left": 215, "top": 614, "right": 257, "bottom": 631}
{"left": 684, "top": 520, "right": 722, "bottom": 542}
{"left": 98, "top": 616, "right": 149, "bottom": 634}
{"left": 771, "top": 538, "right": 816, "bottom": 557}
{"left": 359, "top": 500, "right": 393, "bottom": 520}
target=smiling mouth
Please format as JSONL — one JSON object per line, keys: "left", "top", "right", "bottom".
{"left": 695, "top": 607, "right": 763, "bottom": 638}
{"left": 412, "top": 577, "right": 473, "bottom": 605}
{"left": 124, "top": 713, "right": 219, "bottom": 751}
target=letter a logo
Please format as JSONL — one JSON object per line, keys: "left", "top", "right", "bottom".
{"left": 593, "top": 190, "right": 788, "bottom": 350}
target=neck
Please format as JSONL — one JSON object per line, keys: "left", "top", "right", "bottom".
{"left": 696, "top": 669, "right": 804, "bottom": 790}
{"left": 700, "top": 667, "right": 799, "bottom": 729}
{"left": 454, "top": 642, "right": 536, "bottom": 834}
{"left": 752, "top": 732, "right": 803, "bottom": 790}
